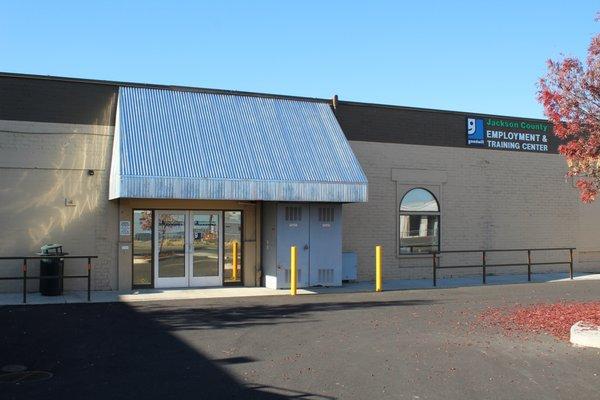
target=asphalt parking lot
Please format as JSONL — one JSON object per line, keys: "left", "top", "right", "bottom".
{"left": 2, "top": 281, "right": 599, "bottom": 400}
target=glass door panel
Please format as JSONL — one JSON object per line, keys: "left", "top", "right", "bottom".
{"left": 132, "top": 210, "right": 153, "bottom": 286}
{"left": 224, "top": 211, "right": 242, "bottom": 283}
{"left": 155, "top": 211, "right": 188, "bottom": 288}
{"left": 190, "top": 212, "right": 222, "bottom": 286}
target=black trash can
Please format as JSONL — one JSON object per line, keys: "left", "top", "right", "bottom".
{"left": 38, "top": 244, "right": 68, "bottom": 296}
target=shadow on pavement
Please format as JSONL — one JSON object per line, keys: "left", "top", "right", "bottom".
{"left": 1, "top": 303, "right": 323, "bottom": 399}
{"left": 1, "top": 299, "right": 435, "bottom": 399}
{"left": 136, "top": 299, "right": 437, "bottom": 331}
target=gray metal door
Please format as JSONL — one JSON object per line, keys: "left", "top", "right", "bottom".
{"left": 277, "top": 203, "right": 310, "bottom": 288}
{"left": 309, "top": 204, "right": 342, "bottom": 286}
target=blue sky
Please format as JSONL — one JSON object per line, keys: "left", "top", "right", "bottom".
{"left": 1, "top": 1, "right": 598, "bottom": 118}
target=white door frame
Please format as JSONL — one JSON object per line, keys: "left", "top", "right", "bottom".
{"left": 189, "top": 211, "right": 223, "bottom": 287}
{"left": 154, "top": 210, "right": 189, "bottom": 288}
{"left": 154, "top": 210, "right": 223, "bottom": 288}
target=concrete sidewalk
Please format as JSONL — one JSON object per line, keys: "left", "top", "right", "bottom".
{"left": 308, "top": 271, "right": 600, "bottom": 293}
{"left": 1, "top": 272, "right": 598, "bottom": 306}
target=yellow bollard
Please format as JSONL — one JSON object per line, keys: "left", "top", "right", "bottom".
{"left": 375, "top": 245, "right": 382, "bottom": 292}
{"left": 232, "top": 241, "right": 238, "bottom": 281}
{"left": 290, "top": 246, "right": 297, "bottom": 296}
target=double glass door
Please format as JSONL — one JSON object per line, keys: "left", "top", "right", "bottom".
{"left": 154, "top": 211, "right": 221, "bottom": 288}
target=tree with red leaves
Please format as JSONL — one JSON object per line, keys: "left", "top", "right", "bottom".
{"left": 538, "top": 16, "right": 600, "bottom": 203}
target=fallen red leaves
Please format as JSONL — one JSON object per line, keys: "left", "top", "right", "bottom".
{"left": 479, "top": 302, "right": 600, "bottom": 340}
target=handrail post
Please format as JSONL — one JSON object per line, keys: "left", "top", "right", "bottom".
{"left": 482, "top": 251, "right": 486, "bottom": 284}
{"left": 432, "top": 251, "right": 437, "bottom": 287}
{"left": 527, "top": 250, "right": 532, "bottom": 282}
{"left": 22, "top": 258, "right": 27, "bottom": 304}
{"left": 87, "top": 257, "right": 92, "bottom": 302}
{"left": 569, "top": 248, "right": 574, "bottom": 280}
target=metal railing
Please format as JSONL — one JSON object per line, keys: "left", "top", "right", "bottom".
{"left": 0, "top": 255, "right": 97, "bottom": 303}
{"left": 427, "top": 247, "right": 575, "bottom": 286}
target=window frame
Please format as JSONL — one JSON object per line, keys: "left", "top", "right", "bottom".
{"left": 132, "top": 209, "right": 155, "bottom": 289}
{"left": 398, "top": 188, "right": 441, "bottom": 255}
{"left": 223, "top": 210, "right": 244, "bottom": 286}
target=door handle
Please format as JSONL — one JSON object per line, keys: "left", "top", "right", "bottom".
{"left": 304, "top": 244, "right": 309, "bottom": 250}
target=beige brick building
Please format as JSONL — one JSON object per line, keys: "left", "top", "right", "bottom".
{"left": 343, "top": 141, "right": 599, "bottom": 281}
{"left": 0, "top": 73, "right": 598, "bottom": 294}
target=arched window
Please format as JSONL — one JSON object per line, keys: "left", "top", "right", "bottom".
{"left": 399, "top": 188, "right": 440, "bottom": 254}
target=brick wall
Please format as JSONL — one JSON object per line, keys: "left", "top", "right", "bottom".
{"left": 0, "top": 120, "right": 118, "bottom": 291}
{"left": 343, "top": 140, "right": 600, "bottom": 281}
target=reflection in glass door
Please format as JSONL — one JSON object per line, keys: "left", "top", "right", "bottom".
{"left": 190, "top": 212, "right": 222, "bottom": 286}
{"left": 224, "top": 211, "right": 242, "bottom": 283}
{"left": 155, "top": 211, "right": 187, "bottom": 288}
{"left": 132, "top": 210, "right": 153, "bottom": 287}
{"left": 154, "top": 210, "right": 223, "bottom": 288}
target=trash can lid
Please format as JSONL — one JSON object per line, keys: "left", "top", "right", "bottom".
{"left": 39, "top": 243, "right": 63, "bottom": 255}
{"left": 40, "top": 243, "right": 62, "bottom": 250}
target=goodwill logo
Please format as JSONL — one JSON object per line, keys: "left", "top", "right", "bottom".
{"left": 466, "top": 118, "right": 485, "bottom": 146}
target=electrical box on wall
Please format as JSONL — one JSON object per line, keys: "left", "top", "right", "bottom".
{"left": 262, "top": 202, "right": 342, "bottom": 289}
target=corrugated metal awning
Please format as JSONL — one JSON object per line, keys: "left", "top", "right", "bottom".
{"left": 109, "top": 87, "right": 367, "bottom": 202}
